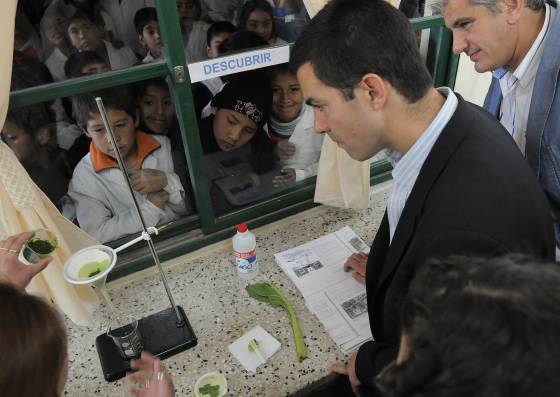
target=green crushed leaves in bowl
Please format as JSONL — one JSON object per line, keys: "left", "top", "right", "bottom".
{"left": 198, "top": 383, "right": 220, "bottom": 397}
{"left": 78, "top": 259, "right": 110, "bottom": 279}
{"left": 27, "top": 239, "right": 56, "bottom": 255}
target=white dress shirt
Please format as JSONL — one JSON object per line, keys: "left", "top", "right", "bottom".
{"left": 498, "top": 4, "right": 552, "bottom": 154}
{"left": 386, "top": 87, "right": 458, "bottom": 242}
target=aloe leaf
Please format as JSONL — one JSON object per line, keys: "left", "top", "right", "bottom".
{"left": 246, "top": 282, "right": 308, "bottom": 361}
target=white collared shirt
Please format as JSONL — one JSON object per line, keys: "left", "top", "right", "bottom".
{"left": 386, "top": 87, "right": 458, "bottom": 242}
{"left": 498, "top": 4, "right": 552, "bottom": 154}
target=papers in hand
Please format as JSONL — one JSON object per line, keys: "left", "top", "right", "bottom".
{"left": 228, "top": 326, "right": 281, "bottom": 373}
{"left": 274, "top": 226, "right": 373, "bottom": 354}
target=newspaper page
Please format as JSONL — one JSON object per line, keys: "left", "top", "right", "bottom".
{"left": 275, "top": 226, "right": 372, "bottom": 353}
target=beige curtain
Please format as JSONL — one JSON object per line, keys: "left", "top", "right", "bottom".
{"left": 0, "top": 0, "right": 99, "bottom": 326}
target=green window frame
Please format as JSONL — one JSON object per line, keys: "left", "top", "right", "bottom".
{"left": 8, "top": 3, "right": 458, "bottom": 280}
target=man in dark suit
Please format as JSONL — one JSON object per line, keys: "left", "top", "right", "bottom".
{"left": 290, "top": 0, "right": 555, "bottom": 394}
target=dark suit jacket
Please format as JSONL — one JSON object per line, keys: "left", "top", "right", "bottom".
{"left": 355, "top": 94, "right": 555, "bottom": 388}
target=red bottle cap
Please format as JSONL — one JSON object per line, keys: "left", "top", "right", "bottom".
{"left": 237, "top": 223, "right": 248, "bottom": 233}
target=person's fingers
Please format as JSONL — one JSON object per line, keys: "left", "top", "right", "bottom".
{"left": 344, "top": 254, "right": 361, "bottom": 272}
{"left": 329, "top": 362, "right": 349, "bottom": 375}
{"left": 130, "top": 355, "right": 154, "bottom": 372}
{"left": 358, "top": 252, "right": 369, "bottom": 260}
{"left": 7, "top": 232, "right": 34, "bottom": 251}
{"left": 152, "top": 356, "right": 165, "bottom": 374}
{"left": 128, "top": 385, "right": 145, "bottom": 397}
{"left": 126, "top": 371, "right": 144, "bottom": 382}
{"left": 27, "top": 257, "right": 52, "bottom": 276}
{"left": 352, "top": 271, "right": 366, "bottom": 284}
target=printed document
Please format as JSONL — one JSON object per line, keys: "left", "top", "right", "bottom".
{"left": 275, "top": 226, "right": 372, "bottom": 354}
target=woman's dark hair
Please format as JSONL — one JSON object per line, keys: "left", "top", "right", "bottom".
{"left": 290, "top": 0, "right": 432, "bottom": 103}
{"left": 238, "top": 0, "right": 276, "bottom": 38}
{"left": 0, "top": 283, "right": 67, "bottom": 397}
{"left": 64, "top": 51, "right": 108, "bottom": 79}
{"left": 379, "top": 255, "right": 560, "bottom": 397}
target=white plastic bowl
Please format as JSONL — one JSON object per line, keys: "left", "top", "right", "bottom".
{"left": 194, "top": 372, "right": 228, "bottom": 397}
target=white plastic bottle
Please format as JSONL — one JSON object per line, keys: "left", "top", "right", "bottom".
{"left": 233, "top": 223, "right": 258, "bottom": 280}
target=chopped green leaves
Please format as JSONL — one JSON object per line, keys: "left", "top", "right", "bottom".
{"left": 247, "top": 338, "right": 259, "bottom": 353}
{"left": 198, "top": 383, "right": 220, "bottom": 397}
{"left": 27, "top": 239, "right": 55, "bottom": 254}
{"left": 246, "top": 282, "right": 308, "bottom": 361}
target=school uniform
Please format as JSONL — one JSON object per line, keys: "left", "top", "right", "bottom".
{"left": 66, "top": 133, "right": 188, "bottom": 243}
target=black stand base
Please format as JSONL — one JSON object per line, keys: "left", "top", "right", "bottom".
{"left": 95, "top": 306, "right": 197, "bottom": 382}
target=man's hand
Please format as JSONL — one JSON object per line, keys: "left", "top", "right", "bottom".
{"left": 127, "top": 352, "right": 175, "bottom": 397}
{"left": 344, "top": 253, "right": 368, "bottom": 284}
{"left": 147, "top": 191, "right": 170, "bottom": 209}
{"left": 329, "top": 351, "right": 363, "bottom": 396}
{"left": 272, "top": 168, "right": 296, "bottom": 188}
{"left": 0, "top": 232, "right": 51, "bottom": 288}
{"left": 275, "top": 140, "right": 296, "bottom": 160}
{"left": 131, "top": 169, "right": 168, "bottom": 194}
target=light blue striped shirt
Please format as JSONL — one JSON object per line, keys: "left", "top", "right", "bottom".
{"left": 386, "top": 87, "right": 458, "bottom": 242}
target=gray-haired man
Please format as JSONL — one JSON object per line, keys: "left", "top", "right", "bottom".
{"left": 442, "top": 0, "right": 560, "bottom": 249}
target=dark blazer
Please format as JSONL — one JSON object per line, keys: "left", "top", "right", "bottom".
{"left": 355, "top": 94, "right": 555, "bottom": 388}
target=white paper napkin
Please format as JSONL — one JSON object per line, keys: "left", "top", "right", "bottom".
{"left": 228, "top": 325, "right": 281, "bottom": 373}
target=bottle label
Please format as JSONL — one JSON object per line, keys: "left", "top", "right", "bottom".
{"left": 235, "top": 249, "right": 257, "bottom": 273}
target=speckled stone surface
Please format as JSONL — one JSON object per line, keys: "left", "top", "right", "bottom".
{"left": 63, "top": 182, "right": 391, "bottom": 397}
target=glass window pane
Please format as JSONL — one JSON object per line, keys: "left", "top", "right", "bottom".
{"left": 4, "top": 80, "right": 195, "bottom": 245}
{"left": 15, "top": 1, "right": 160, "bottom": 88}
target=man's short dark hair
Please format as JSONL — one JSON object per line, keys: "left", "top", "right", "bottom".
{"left": 290, "top": 0, "right": 432, "bottom": 102}
{"left": 134, "top": 7, "right": 158, "bottom": 35}
{"left": 64, "top": 51, "right": 107, "bottom": 79}
{"left": 72, "top": 86, "right": 136, "bottom": 129}
{"left": 206, "top": 21, "right": 237, "bottom": 47}
{"left": 378, "top": 255, "right": 560, "bottom": 397}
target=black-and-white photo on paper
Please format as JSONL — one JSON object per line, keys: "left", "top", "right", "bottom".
{"left": 340, "top": 292, "right": 368, "bottom": 319}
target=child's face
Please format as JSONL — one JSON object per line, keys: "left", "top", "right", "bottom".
{"left": 246, "top": 9, "right": 273, "bottom": 42}
{"left": 271, "top": 72, "right": 303, "bottom": 122}
{"left": 139, "top": 21, "right": 163, "bottom": 58}
{"left": 138, "top": 85, "right": 175, "bottom": 134}
{"left": 1, "top": 118, "right": 35, "bottom": 162}
{"left": 207, "top": 31, "right": 232, "bottom": 59}
{"left": 68, "top": 19, "right": 102, "bottom": 52}
{"left": 45, "top": 16, "right": 67, "bottom": 47}
{"left": 84, "top": 109, "right": 138, "bottom": 163}
{"left": 176, "top": 0, "right": 195, "bottom": 22}
{"left": 81, "top": 62, "right": 109, "bottom": 75}
{"left": 212, "top": 109, "right": 258, "bottom": 151}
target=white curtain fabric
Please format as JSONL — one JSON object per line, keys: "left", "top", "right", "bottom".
{"left": 0, "top": 0, "right": 99, "bottom": 326}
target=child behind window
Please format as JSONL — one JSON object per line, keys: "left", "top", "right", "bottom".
{"left": 134, "top": 7, "right": 163, "bottom": 64}
{"left": 66, "top": 87, "right": 190, "bottom": 243}
{"left": 67, "top": 11, "right": 137, "bottom": 71}
{"left": 199, "top": 77, "right": 276, "bottom": 174}
{"left": 1, "top": 108, "right": 72, "bottom": 209}
{"left": 268, "top": 65, "right": 323, "bottom": 186}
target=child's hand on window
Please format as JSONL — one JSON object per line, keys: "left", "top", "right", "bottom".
{"left": 147, "top": 190, "right": 170, "bottom": 209}
{"left": 131, "top": 169, "right": 168, "bottom": 194}
{"left": 275, "top": 140, "right": 296, "bottom": 160}
{"left": 272, "top": 168, "right": 296, "bottom": 188}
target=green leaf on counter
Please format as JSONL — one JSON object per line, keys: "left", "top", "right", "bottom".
{"left": 246, "top": 282, "right": 308, "bottom": 361}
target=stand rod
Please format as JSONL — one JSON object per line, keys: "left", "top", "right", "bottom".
{"left": 95, "top": 97, "right": 183, "bottom": 325}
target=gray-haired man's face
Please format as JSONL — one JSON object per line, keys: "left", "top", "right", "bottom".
{"left": 443, "top": 0, "right": 519, "bottom": 73}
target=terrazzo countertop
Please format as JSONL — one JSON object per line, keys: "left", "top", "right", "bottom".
{"left": 63, "top": 182, "right": 390, "bottom": 397}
